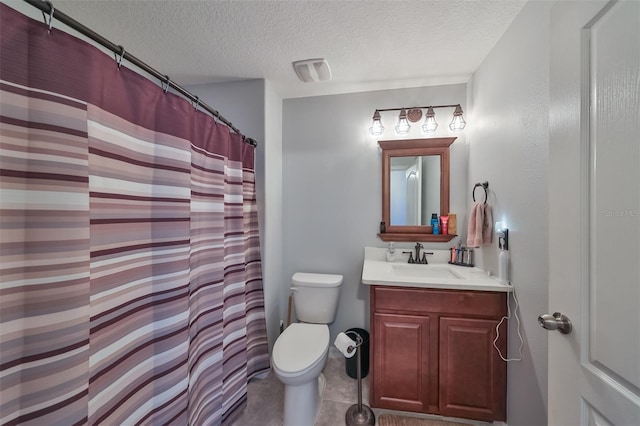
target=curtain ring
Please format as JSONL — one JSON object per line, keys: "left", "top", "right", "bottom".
{"left": 114, "top": 45, "right": 125, "bottom": 69}
{"left": 42, "top": 1, "right": 55, "bottom": 32}
{"left": 193, "top": 96, "right": 200, "bottom": 111}
{"left": 161, "top": 75, "right": 171, "bottom": 93}
{"left": 472, "top": 181, "right": 489, "bottom": 204}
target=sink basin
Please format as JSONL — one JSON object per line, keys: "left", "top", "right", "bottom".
{"left": 361, "top": 247, "right": 511, "bottom": 292}
{"left": 391, "top": 264, "right": 463, "bottom": 280}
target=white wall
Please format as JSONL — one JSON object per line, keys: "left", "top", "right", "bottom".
{"left": 186, "top": 79, "right": 284, "bottom": 351}
{"left": 282, "top": 84, "right": 468, "bottom": 343}
{"left": 263, "top": 81, "right": 285, "bottom": 351}
{"left": 467, "top": 2, "right": 552, "bottom": 425}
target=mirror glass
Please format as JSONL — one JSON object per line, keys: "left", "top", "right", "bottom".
{"left": 379, "top": 137, "right": 456, "bottom": 242}
{"left": 389, "top": 156, "right": 440, "bottom": 226}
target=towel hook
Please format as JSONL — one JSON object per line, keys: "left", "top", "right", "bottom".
{"left": 473, "top": 181, "right": 489, "bottom": 204}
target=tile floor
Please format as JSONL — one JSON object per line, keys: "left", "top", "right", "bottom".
{"left": 231, "top": 353, "right": 487, "bottom": 426}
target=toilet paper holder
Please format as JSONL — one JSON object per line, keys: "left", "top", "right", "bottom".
{"left": 339, "top": 330, "right": 375, "bottom": 426}
{"left": 344, "top": 330, "right": 363, "bottom": 355}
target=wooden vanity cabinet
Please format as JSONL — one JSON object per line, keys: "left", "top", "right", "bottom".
{"left": 370, "top": 285, "right": 507, "bottom": 422}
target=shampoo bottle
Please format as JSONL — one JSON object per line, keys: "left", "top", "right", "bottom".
{"left": 431, "top": 213, "right": 440, "bottom": 235}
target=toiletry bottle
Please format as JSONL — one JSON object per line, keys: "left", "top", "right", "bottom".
{"left": 498, "top": 249, "right": 509, "bottom": 283}
{"left": 440, "top": 215, "right": 449, "bottom": 235}
{"left": 386, "top": 242, "right": 397, "bottom": 262}
{"left": 431, "top": 213, "right": 439, "bottom": 235}
{"left": 448, "top": 213, "right": 457, "bottom": 235}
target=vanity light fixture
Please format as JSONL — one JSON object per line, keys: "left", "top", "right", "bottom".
{"left": 421, "top": 107, "right": 438, "bottom": 133}
{"left": 394, "top": 108, "right": 411, "bottom": 134}
{"left": 449, "top": 105, "right": 467, "bottom": 131}
{"left": 369, "top": 110, "right": 385, "bottom": 136}
{"left": 369, "top": 104, "right": 465, "bottom": 136}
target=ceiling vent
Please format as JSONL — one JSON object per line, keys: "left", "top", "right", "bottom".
{"left": 293, "top": 58, "right": 332, "bottom": 83}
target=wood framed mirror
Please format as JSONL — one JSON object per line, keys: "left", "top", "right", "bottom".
{"left": 378, "top": 137, "right": 457, "bottom": 242}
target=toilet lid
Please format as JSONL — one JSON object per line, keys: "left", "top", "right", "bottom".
{"left": 272, "top": 323, "right": 329, "bottom": 374}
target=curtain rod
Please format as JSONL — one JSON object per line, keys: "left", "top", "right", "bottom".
{"left": 23, "top": 0, "right": 258, "bottom": 147}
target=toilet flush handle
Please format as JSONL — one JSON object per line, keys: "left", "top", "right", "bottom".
{"left": 290, "top": 287, "right": 298, "bottom": 292}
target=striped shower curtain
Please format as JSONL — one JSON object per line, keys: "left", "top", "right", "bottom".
{"left": 0, "top": 5, "right": 269, "bottom": 425}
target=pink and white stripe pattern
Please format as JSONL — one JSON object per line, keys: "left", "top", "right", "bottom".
{"left": 0, "top": 5, "right": 269, "bottom": 425}
{"left": 0, "top": 81, "right": 92, "bottom": 426}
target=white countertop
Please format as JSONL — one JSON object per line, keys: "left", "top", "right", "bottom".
{"left": 361, "top": 247, "right": 511, "bottom": 292}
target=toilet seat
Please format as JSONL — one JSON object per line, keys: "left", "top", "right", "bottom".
{"left": 272, "top": 323, "right": 329, "bottom": 376}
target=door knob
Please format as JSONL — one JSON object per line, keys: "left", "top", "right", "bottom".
{"left": 538, "top": 312, "right": 572, "bottom": 334}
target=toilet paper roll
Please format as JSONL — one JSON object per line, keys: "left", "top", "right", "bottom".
{"left": 334, "top": 332, "right": 356, "bottom": 358}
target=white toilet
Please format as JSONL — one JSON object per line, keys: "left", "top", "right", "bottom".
{"left": 272, "top": 272, "right": 343, "bottom": 426}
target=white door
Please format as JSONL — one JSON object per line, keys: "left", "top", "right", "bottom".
{"left": 548, "top": 0, "right": 640, "bottom": 424}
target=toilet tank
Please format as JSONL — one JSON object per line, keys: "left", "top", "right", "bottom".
{"left": 291, "top": 272, "right": 343, "bottom": 324}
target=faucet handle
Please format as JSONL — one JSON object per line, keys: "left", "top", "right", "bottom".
{"left": 420, "top": 252, "right": 434, "bottom": 264}
{"left": 402, "top": 251, "right": 415, "bottom": 264}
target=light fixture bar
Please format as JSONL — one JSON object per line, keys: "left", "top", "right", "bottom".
{"left": 368, "top": 104, "right": 466, "bottom": 136}
{"left": 375, "top": 104, "right": 462, "bottom": 112}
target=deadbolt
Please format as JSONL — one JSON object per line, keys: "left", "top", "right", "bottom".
{"left": 538, "top": 312, "right": 572, "bottom": 334}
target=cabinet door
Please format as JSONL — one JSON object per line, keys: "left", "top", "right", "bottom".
{"left": 372, "top": 313, "right": 431, "bottom": 412}
{"left": 439, "top": 317, "right": 506, "bottom": 421}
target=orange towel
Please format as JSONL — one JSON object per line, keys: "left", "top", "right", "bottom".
{"left": 467, "top": 202, "right": 494, "bottom": 247}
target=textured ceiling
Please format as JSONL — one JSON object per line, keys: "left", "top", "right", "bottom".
{"left": 11, "top": 0, "right": 527, "bottom": 98}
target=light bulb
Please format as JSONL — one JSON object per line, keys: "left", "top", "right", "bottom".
{"left": 395, "top": 108, "right": 411, "bottom": 134}
{"left": 449, "top": 105, "right": 466, "bottom": 131}
{"left": 369, "top": 110, "right": 384, "bottom": 136}
{"left": 421, "top": 107, "right": 438, "bottom": 133}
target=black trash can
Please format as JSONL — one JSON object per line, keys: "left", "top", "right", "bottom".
{"left": 345, "top": 328, "right": 369, "bottom": 379}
